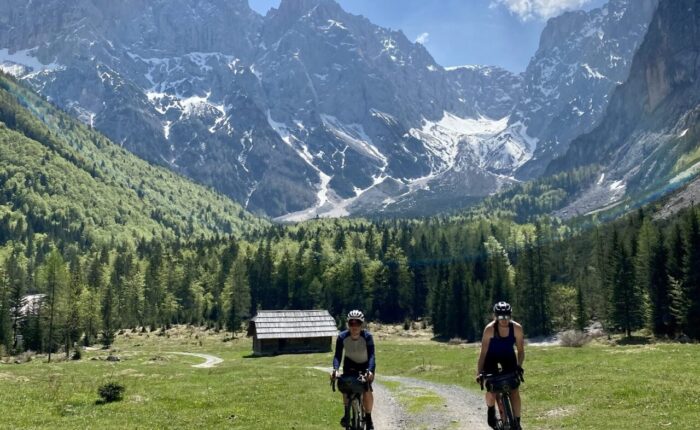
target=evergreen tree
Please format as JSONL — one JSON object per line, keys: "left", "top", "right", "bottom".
{"left": 65, "top": 258, "right": 84, "bottom": 357}
{"left": 683, "top": 208, "right": 700, "bottom": 339}
{"left": 348, "top": 259, "right": 365, "bottom": 312}
{"left": 5, "top": 247, "right": 26, "bottom": 352}
{"left": 380, "top": 245, "right": 412, "bottom": 322}
{"left": 0, "top": 266, "right": 10, "bottom": 352}
{"left": 275, "top": 252, "right": 292, "bottom": 309}
{"left": 39, "top": 249, "right": 69, "bottom": 362}
{"left": 609, "top": 231, "right": 644, "bottom": 337}
{"left": 225, "top": 259, "right": 250, "bottom": 334}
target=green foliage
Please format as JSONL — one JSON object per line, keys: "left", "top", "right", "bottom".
{"left": 0, "top": 72, "right": 266, "bottom": 249}
{"left": 97, "top": 382, "right": 125, "bottom": 404}
{"left": 464, "top": 165, "right": 601, "bottom": 222}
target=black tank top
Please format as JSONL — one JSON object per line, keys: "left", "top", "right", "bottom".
{"left": 487, "top": 322, "right": 515, "bottom": 357}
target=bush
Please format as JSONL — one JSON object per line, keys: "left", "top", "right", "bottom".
{"left": 97, "top": 382, "right": 125, "bottom": 404}
{"left": 559, "top": 330, "right": 591, "bottom": 347}
{"left": 71, "top": 348, "right": 82, "bottom": 361}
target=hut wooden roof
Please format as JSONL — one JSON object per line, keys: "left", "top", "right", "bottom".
{"left": 249, "top": 310, "right": 338, "bottom": 339}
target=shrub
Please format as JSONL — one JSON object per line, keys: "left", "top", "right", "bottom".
{"left": 71, "top": 348, "right": 82, "bottom": 361}
{"left": 559, "top": 330, "right": 591, "bottom": 347}
{"left": 97, "top": 382, "right": 125, "bottom": 404}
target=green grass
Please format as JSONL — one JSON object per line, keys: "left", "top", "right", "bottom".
{"left": 0, "top": 330, "right": 699, "bottom": 429}
{"left": 376, "top": 338, "right": 700, "bottom": 429}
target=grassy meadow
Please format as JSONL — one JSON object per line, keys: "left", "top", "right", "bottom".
{"left": 0, "top": 326, "right": 698, "bottom": 429}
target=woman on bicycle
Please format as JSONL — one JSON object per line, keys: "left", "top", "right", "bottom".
{"left": 331, "top": 309, "right": 376, "bottom": 430}
{"left": 476, "top": 301, "right": 525, "bottom": 430}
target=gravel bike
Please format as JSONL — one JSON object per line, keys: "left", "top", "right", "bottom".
{"left": 480, "top": 370, "right": 524, "bottom": 430}
{"left": 331, "top": 371, "right": 369, "bottom": 430}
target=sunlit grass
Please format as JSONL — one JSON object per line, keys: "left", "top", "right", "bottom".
{"left": 0, "top": 328, "right": 698, "bottom": 429}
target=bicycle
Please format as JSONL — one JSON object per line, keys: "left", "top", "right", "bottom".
{"left": 479, "top": 370, "right": 524, "bottom": 430}
{"left": 331, "top": 371, "right": 369, "bottom": 430}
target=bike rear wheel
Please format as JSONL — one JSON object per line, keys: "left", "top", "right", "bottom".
{"left": 500, "top": 394, "right": 516, "bottom": 430}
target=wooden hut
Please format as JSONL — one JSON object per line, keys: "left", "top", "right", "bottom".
{"left": 247, "top": 310, "right": 338, "bottom": 355}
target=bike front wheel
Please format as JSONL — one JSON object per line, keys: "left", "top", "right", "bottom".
{"left": 351, "top": 397, "right": 363, "bottom": 430}
{"left": 500, "top": 394, "right": 516, "bottom": 430}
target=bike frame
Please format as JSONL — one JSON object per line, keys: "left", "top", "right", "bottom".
{"left": 495, "top": 391, "right": 515, "bottom": 430}
{"left": 332, "top": 372, "right": 368, "bottom": 430}
{"left": 480, "top": 371, "right": 522, "bottom": 430}
{"left": 346, "top": 391, "right": 365, "bottom": 430}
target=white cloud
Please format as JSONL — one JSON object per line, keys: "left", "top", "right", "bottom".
{"left": 491, "top": 0, "right": 594, "bottom": 21}
{"left": 415, "top": 32, "right": 430, "bottom": 45}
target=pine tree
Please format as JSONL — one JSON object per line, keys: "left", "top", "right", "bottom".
{"left": 609, "top": 231, "right": 644, "bottom": 337}
{"left": 225, "top": 259, "right": 250, "bottom": 334}
{"left": 5, "top": 247, "right": 26, "bottom": 353}
{"left": 66, "top": 258, "right": 84, "bottom": 357}
{"left": 40, "top": 249, "right": 69, "bottom": 362}
{"left": 348, "top": 259, "right": 365, "bottom": 312}
{"left": 381, "top": 245, "right": 412, "bottom": 322}
{"left": 275, "top": 252, "right": 292, "bottom": 309}
{"left": 683, "top": 208, "right": 700, "bottom": 339}
{"left": 0, "top": 266, "right": 10, "bottom": 352}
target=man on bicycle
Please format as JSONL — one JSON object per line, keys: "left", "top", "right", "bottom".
{"left": 476, "top": 302, "right": 525, "bottom": 429}
{"left": 331, "top": 309, "right": 376, "bottom": 429}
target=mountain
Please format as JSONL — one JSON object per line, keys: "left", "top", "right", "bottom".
{"left": 0, "top": 0, "right": 658, "bottom": 218}
{"left": 547, "top": 0, "right": 700, "bottom": 219}
{"left": 0, "top": 72, "right": 265, "bottom": 246}
{"left": 497, "top": 0, "right": 659, "bottom": 179}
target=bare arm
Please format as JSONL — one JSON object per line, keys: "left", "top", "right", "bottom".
{"left": 476, "top": 324, "right": 493, "bottom": 376}
{"left": 514, "top": 322, "right": 525, "bottom": 367}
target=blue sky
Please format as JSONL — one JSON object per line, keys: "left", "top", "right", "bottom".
{"left": 248, "top": 0, "right": 608, "bottom": 72}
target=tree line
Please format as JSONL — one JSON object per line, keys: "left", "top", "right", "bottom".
{"left": 0, "top": 203, "right": 698, "bottom": 357}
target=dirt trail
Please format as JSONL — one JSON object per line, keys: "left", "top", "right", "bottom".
{"left": 311, "top": 367, "right": 489, "bottom": 429}
{"left": 168, "top": 352, "right": 223, "bottom": 368}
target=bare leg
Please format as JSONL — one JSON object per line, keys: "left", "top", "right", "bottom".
{"left": 363, "top": 390, "right": 374, "bottom": 413}
{"left": 485, "top": 391, "right": 496, "bottom": 407}
{"left": 511, "top": 389, "right": 521, "bottom": 417}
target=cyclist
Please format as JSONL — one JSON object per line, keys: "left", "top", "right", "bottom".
{"left": 331, "top": 309, "right": 376, "bottom": 429}
{"left": 476, "top": 301, "right": 525, "bottom": 430}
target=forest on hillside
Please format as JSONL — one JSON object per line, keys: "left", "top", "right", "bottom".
{"left": 1, "top": 200, "right": 698, "bottom": 357}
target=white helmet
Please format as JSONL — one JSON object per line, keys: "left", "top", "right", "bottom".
{"left": 347, "top": 309, "right": 365, "bottom": 322}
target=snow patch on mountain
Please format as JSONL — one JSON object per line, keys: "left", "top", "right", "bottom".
{"left": 0, "top": 47, "right": 61, "bottom": 76}
{"left": 409, "top": 112, "right": 510, "bottom": 173}
{"left": 320, "top": 114, "right": 388, "bottom": 167}
{"left": 482, "top": 121, "right": 539, "bottom": 171}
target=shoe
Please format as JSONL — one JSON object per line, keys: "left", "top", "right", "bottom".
{"left": 487, "top": 410, "right": 498, "bottom": 428}
{"left": 365, "top": 416, "right": 374, "bottom": 430}
{"left": 340, "top": 416, "right": 349, "bottom": 427}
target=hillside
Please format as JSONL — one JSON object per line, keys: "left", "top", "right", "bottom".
{"left": 0, "top": 72, "right": 265, "bottom": 247}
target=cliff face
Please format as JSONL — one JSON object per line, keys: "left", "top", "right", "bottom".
{"left": 549, "top": 0, "right": 700, "bottom": 218}
{"left": 510, "top": 0, "right": 659, "bottom": 179}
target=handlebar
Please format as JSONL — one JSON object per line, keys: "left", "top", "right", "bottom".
{"left": 331, "top": 371, "right": 370, "bottom": 392}
{"left": 478, "top": 369, "right": 524, "bottom": 391}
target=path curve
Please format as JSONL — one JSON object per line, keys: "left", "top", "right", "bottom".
{"left": 168, "top": 352, "right": 223, "bottom": 368}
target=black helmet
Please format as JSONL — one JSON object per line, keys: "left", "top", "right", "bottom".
{"left": 493, "top": 301, "right": 512, "bottom": 316}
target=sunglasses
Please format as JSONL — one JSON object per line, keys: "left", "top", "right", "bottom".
{"left": 348, "top": 320, "right": 362, "bottom": 327}
{"left": 497, "top": 315, "right": 511, "bottom": 320}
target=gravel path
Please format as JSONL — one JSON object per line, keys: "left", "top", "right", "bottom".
{"left": 381, "top": 376, "right": 490, "bottom": 430}
{"left": 168, "top": 352, "right": 223, "bottom": 368}
{"left": 311, "top": 367, "right": 489, "bottom": 429}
